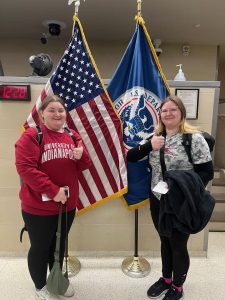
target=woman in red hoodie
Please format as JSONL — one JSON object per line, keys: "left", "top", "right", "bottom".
{"left": 15, "top": 95, "right": 91, "bottom": 300}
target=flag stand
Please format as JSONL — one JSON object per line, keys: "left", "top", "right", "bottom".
{"left": 63, "top": 255, "right": 81, "bottom": 277}
{"left": 62, "top": 211, "right": 81, "bottom": 277}
{"left": 121, "top": 209, "right": 151, "bottom": 278}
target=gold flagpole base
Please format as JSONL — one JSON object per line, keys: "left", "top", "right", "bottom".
{"left": 63, "top": 256, "right": 81, "bottom": 277}
{"left": 121, "top": 256, "right": 151, "bottom": 278}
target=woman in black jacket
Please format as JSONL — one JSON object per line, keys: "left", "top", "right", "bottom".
{"left": 127, "top": 96, "right": 213, "bottom": 300}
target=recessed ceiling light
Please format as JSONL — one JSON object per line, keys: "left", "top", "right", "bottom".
{"left": 194, "top": 24, "right": 201, "bottom": 28}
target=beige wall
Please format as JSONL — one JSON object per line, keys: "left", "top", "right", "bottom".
{"left": 0, "top": 84, "right": 41, "bottom": 254}
{"left": 0, "top": 38, "right": 218, "bottom": 80}
{"left": 159, "top": 44, "right": 218, "bottom": 81}
{"left": 218, "top": 61, "right": 225, "bottom": 99}
{"left": 0, "top": 80, "right": 218, "bottom": 256}
{"left": 216, "top": 63, "right": 225, "bottom": 168}
{"left": 215, "top": 103, "right": 225, "bottom": 168}
{"left": 0, "top": 36, "right": 220, "bottom": 255}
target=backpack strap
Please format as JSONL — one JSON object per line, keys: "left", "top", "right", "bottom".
{"left": 35, "top": 125, "right": 43, "bottom": 145}
{"left": 159, "top": 131, "right": 167, "bottom": 179}
{"left": 202, "top": 131, "right": 215, "bottom": 152}
{"left": 20, "top": 225, "right": 27, "bottom": 243}
{"left": 182, "top": 133, "right": 193, "bottom": 164}
{"left": 64, "top": 127, "right": 77, "bottom": 144}
{"left": 35, "top": 126, "right": 77, "bottom": 145}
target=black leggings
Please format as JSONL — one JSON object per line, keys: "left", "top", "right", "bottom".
{"left": 22, "top": 209, "right": 75, "bottom": 290}
{"left": 150, "top": 194, "right": 190, "bottom": 287}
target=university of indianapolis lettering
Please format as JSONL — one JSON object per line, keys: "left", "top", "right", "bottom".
{"left": 41, "top": 142, "right": 75, "bottom": 163}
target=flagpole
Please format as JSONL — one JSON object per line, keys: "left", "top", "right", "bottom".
{"left": 62, "top": 0, "right": 86, "bottom": 277}
{"left": 134, "top": 209, "right": 138, "bottom": 257}
{"left": 68, "top": 0, "right": 85, "bottom": 17}
{"left": 121, "top": 209, "right": 151, "bottom": 278}
{"left": 121, "top": 0, "right": 150, "bottom": 278}
{"left": 137, "top": 0, "right": 142, "bottom": 17}
{"left": 136, "top": 0, "right": 142, "bottom": 29}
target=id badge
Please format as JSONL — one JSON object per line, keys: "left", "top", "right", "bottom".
{"left": 41, "top": 194, "right": 51, "bottom": 201}
{"left": 152, "top": 181, "right": 169, "bottom": 194}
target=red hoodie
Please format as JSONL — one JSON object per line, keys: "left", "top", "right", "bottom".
{"left": 15, "top": 125, "right": 91, "bottom": 215}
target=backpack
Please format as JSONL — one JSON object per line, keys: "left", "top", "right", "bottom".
{"left": 182, "top": 132, "right": 215, "bottom": 164}
{"left": 19, "top": 125, "right": 76, "bottom": 243}
{"left": 35, "top": 125, "right": 77, "bottom": 145}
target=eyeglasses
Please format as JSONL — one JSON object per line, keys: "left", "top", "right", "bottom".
{"left": 160, "top": 108, "right": 179, "bottom": 114}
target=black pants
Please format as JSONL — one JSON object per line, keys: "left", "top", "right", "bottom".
{"left": 22, "top": 208, "right": 75, "bottom": 290}
{"left": 150, "top": 193, "right": 190, "bottom": 287}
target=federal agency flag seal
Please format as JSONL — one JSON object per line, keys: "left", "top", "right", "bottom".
{"left": 114, "top": 87, "right": 161, "bottom": 149}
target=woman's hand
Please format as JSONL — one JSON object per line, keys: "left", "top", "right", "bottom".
{"left": 53, "top": 187, "right": 67, "bottom": 204}
{"left": 151, "top": 134, "right": 165, "bottom": 151}
{"left": 73, "top": 141, "right": 83, "bottom": 160}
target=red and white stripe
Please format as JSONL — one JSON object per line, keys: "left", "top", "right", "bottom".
{"left": 24, "top": 86, "right": 127, "bottom": 213}
{"left": 67, "top": 92, "right": 127, "bottom": 209}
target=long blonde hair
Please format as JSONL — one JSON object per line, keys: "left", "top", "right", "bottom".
{"left": 155, "top": 95, "right": 200, "bottom": 134}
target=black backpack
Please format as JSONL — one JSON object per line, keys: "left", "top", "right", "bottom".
{"left": 20, "top": 125, "right": 76, "bottom": 242}
{"left": 35, "top": 125, "right": 76, "bottom": 145}
{"left": 182, "top": 132, "right": 215, "bottom": 164}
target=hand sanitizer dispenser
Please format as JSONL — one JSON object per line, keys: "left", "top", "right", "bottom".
{"left": 174, "top": 64, "right": 186, "bottom": 81}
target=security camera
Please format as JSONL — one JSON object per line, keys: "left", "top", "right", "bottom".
{"left": 29, "top": 53, "right": 53, "bottom": 76}
{"left": 153, "top": 39, "right": 163, "bottom": 57}
{"left": 48, "top": 23, "right": 61, "bottom": 36}
{"left": 40, "top": 37, "right": 47, "bottom": 44}
{"left": 182, "top": 45, "right": 190, "bottom": 56}
{"left": 40, "top": 33, "right": 48, "bottom": 44}
{"left": 155, "top": 48, "right": 162, "bottom": 57}
{"left": 42, "top": 20, "right": 66, "bottom": 41}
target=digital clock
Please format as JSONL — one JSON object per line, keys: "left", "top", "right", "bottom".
{"left": 0, "top": 84, "right": 31, "bottom": 101}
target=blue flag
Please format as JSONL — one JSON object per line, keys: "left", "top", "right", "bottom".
{"left": 107, "top": 17, "right": 170, "bottom": 209}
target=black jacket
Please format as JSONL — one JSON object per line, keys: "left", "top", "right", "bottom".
{"left": 159, "top": 169, "right": 215, "bottom": 237}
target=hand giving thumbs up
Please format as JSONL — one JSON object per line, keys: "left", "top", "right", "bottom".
{"left": 73, "top": 141, "right": 83, "bottom": 160}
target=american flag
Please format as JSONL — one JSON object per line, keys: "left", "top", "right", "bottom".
{"left": 24, "top": 17, "right": 127, "bottom": 215}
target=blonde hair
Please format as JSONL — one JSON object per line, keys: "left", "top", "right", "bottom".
{"left": 155, "top": 95, "right": 200, "bottom": 134}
